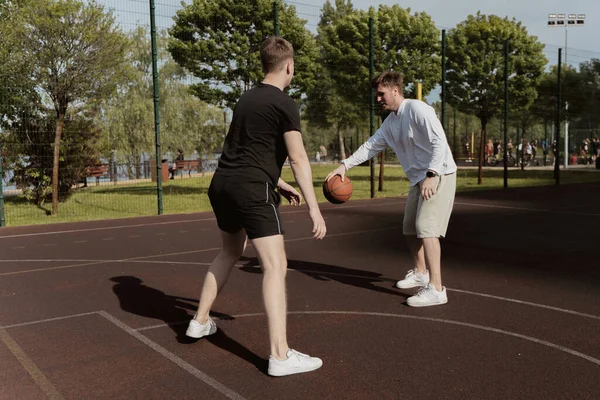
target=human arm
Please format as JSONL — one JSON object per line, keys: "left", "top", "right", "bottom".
{"left": 325, "top": 128, "right": 389, "bottom": 182}
{"left": 283, "top": 130, "right": 326, "bottom": 239}
{"left": 277, "top": 178, "right": 302, "bottom": 206}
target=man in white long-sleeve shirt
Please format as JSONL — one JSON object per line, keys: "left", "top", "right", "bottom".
{"left": 326, "top": 71, "right": 457, "bottom": 307}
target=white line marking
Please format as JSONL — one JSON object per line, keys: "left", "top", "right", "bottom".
{"left": 12, "top": 246, "right": 26, "bottom": 249}
{"left": 129, "top": 235, "right": 141, "bottom": 238}
{"left": 98, "top": 311, "right": 246, "bottom": 400}
{"left": 1, "top": 259, "right": 598, "bottom": 322}
{"left": 0, "top": 226, "right": 401, "bottom": 277}
{"left": 43, "top": 244, "right": 57, "bottom": 247}
{"left": 454, "top": 201, "right": 600, "bottom": 217}
{"left": 0, "top": 200, "right": 404, "bottom": 240}
{"left": 136, "top": 310, "right": 600, "bottom": 366}
{"left": 0, "top": 259, "right": 209, "bottom": 265}
{"left": 155, "top": 233, "right": 167, "bottom": 236}
{"left": 0, "top": 328, "right": 64, "bottom": 399}
{"left": 102, "top": 238, "right": 114, "bottom": 241}
{"left": 5, "top": 309, "right": 599, "bottom": 368}
{"left": 0, "top": 217, "right": 218, "bottom": 239}
{"left": 73, "top": 240, "right": 87, "bottom": 244}
{"left": 1, "top": 312, "right": 99, "bottom": 329}
{"left": 447, "top": 288, "right": 600, "bottom": 321}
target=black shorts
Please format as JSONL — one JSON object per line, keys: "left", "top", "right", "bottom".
{"left": 208, "top": 173, "right": 283, "bottom": 239}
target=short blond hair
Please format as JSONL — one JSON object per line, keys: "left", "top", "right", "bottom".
{"left": 260, "top": 36, "right": 294, "bottom": 74}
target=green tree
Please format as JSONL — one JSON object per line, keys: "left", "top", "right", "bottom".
{"left": 305, "top": 0, "right": 363, "bottom": 159}
{"left": 577, "top": 59, "right": 600, "bottom": 138}
{"left": 446, "top": 12, "right": 546, "bottom": 182}
{"left": 308, "top": 0, "right": 441, "bottom": 158}
{"left": 14, "top": 0, "right": 129, "bottom": 214}
{"left": 5, "top": 110, "right": 101, "bottom": 206}
{"left": 168, "top": 0, "right": 318, "bottom": 110}
{"left": 97, "top": 27, "right": 224, "bottom": 178}
{"left": 0, "top": 0, "right": 39, "bottom": 128}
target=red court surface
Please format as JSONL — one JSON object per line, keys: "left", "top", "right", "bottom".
{"left": 1, "top": 182, "right": 599, "bottom": 399}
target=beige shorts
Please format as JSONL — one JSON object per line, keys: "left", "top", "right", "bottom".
{"left": 403, "top": 173, "right": 456, "bottom": 238}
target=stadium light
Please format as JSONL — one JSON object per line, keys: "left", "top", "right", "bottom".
{"left": 547, "top": 13, "right": 585, "bottom": 168}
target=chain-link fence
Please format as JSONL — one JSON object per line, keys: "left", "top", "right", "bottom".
{"left": 1, "top": 0, "right": 599, "bottom": 226}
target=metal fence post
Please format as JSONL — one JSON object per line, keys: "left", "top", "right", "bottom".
{"left": 149, "top": 0, "right": 163, "bottom": 214}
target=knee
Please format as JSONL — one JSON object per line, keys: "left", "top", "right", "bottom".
{"left": 261, "top": 260, "right": 288, "bottom": 277}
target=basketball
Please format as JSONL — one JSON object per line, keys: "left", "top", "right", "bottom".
{"left": 323, "top": 175, "right": 352, "bottom": 204}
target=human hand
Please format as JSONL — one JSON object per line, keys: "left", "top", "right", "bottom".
{"left": 309, "top": 208, "right": 326, "bottom": 239}
{"left": 325, "top": 164, "right": 346, "bottom": 182}
{"left": 278, "top": 180, "right": 302, "bottom": 206}
{"left": 420, "top": 176, "right": 437, "bottom": 200}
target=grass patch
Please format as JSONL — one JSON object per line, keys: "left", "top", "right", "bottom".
{"left": 3, "top": 165, "right": 599, "bottom": 227}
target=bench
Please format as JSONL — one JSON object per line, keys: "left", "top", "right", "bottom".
{"left": 86, "top": 164, "right": 110, "bottom": 186}
{"left": 174, "top": 159, "right": 201, "bottom": 177}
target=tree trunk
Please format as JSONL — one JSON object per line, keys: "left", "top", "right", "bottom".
{"left": 478, "top": 123, "right": 486, "bottom": 185}
{"left": 521, "top": 126, "right": 526, "bottom": 171}
{"left": 337, "top": 125, "right": 346, "bottom": 160}
{"left": 378, "top": 152, "right": 384, "bottom": 191}
{"left": 52, "top": 113, "right": 65, "bottom": 214}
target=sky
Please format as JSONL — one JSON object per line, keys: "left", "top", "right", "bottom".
{"left": 295, "top": 0, "right": 600, "bottom": 67}
{"left": 100, "top": 0, "right": 599, "bottom": 69}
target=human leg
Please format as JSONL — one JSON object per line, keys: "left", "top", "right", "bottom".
{"left": 396, "top": 185, "right": 430, "bottom": 289}
{"left": 192, "top": 229, "right": 247, "bottom": 325}
{"left": 251, "top": 234, "right": 323, "bottom": 376}
{"left": 422, "top": 237, "right": 442, "bottom": 291}
{"left": 251, "top": 234, "right": 289, "bottom": 359}
{"left": 405, "top": 235, "right": 427, "bottom": 275}
{"left": 406, "top": 173, "right": 456, "bottom": 307}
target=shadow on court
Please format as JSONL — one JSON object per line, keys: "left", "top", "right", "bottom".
{"left": 239, "top": 257, "right": 407, "bottom": 298}
{"left": 109, "top": 276, "right": 266, "bottom": 373}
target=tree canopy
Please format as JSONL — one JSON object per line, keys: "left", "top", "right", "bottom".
{"left": 168, "top": 0, "right": 318, "bottom": 110}
{"left": 97, "top": 27, "right": 223, "bottom": 178}
{"left": 10, "top": 0, "right": 130, "bottom": 212}
{"left": 446, "top": 12, "right": 546, "bottom": 128}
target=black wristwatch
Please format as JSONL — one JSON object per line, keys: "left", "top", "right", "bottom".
{"left": 426, "top": 171, "right": 437, "bottom": 178}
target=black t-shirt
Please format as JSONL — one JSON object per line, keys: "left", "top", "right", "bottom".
{"left": 216, "top": 83, "right": 301, "bottom": 185}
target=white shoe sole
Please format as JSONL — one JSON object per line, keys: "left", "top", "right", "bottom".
{"left": 395, "top": 281, "right": 428, "bottom": 289}
{"left": 268, "top": 360, "right": 323, "bottom": 377}
{"left": 407, "top": 298, "right": 448, "bottom": 307}
{"left": 186, "top": 323, "right": 217, "bottom": 339}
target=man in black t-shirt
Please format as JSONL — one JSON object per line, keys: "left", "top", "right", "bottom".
{"left": 185, "top": 36, "right": 327, "bottom": 377}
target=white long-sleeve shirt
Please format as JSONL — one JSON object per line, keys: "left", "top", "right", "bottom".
{"left": 342, "top": 99, "right": 457, "bottom": 186}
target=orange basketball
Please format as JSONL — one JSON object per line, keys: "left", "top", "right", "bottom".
{"left": 323, "top": 175, "right": 352, "bottom": 204}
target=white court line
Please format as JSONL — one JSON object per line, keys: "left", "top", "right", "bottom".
{"left": 1, "top": 311, "right": 245, "bottom": 400}
{"left": 1, "top": 312, "right": 99, "bottom": 329}
{"left": 0, "top": 327, "right": 64, "bottom": 399}
{"left": 0, "top": 200, "right": 405, "bottom": 240}
{"left": 0, "top": 217, "right": 218, "bottom": 239}
{"left": 2, "top": 259, "right": 599, "bottom": 322}
{"left": 5, "top": 308, "right": 598, "bottom": 369}
{"left": 0, "top": 226, "right": 401, "bottom": 277}
{"left": 447, "top": 288, "right": 600, "bottom": 321}
{"left": 454, "top": 201, "right": 600, "bottom": 217}
{"left": 97, "top": 311, "right": 246, "bottom": 400}
{"left": 136, "top": 310, "right": 600, "bottom": 367}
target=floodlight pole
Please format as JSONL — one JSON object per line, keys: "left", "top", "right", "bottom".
{"left": 548, "top": 13, "right": 585, "bottom": 168}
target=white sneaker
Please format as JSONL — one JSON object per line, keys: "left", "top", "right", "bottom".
{"left": 268, "top": 349, "right": 323, "bottom": 377}
{"left": 395, "top": 269, "right": 430, "bottom": 289}
{"left": 407, "top": 285, "right": 448, "bottom": 307}
{"left": 186, "top": 317, "right": 217, "bottom": 339}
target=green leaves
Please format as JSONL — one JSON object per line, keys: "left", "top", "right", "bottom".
{"left": 97, "top": 27, "right": 224, "bottom": 170}
{"left": 168, "top": 0, "right": 317, "bottom": 110}
{"left": 446, "top": 12, "right": 546, "bottom": 126}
